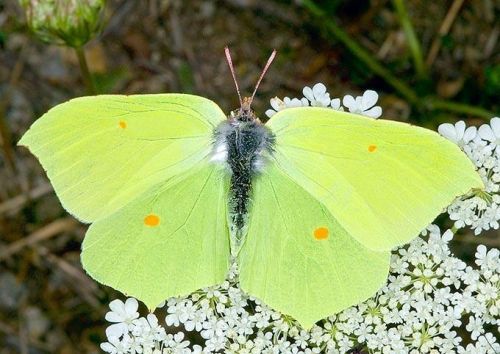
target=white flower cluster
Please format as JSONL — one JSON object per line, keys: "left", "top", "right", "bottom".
{"left": 100, "top": 85, "right": 499, "bottom": 354}
{"left": 439, "top": 118, "right": 500, "bottom": 235}
{"left": 101, "top": 226, "right": 499, "bottom": 353}
{"left": 265, "top": 83, "right": 382, "bottom": 119}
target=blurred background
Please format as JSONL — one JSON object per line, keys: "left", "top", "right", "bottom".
{"left": 0, "top": 0, "right": 498, "bottom": 353}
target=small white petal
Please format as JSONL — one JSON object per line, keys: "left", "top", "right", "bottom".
{"left": 438, "top": 123, "right": 459, "bottom": 142}
{"left": 478, "top": 124, "right": 495, "bottom": 142}
{"left": 124, "top": 298, "right": 138, "bottom": 314}
{"left": 342, "top": 95, "right": 356, "bottom": 109}
{"left": 454, "top": 121, "right": 466, "bottom": 139}
{"left": 265, "top": 109, "right": 276, "bottom": 118}
{"left": 105, "top": 312, "right": 124, "bottom": 323}
{"left": 109, "top": 299, "right": 125, "bottom": 314}
{"left": 106, "top": 323, "right": 128, "bottom": 338}
{"left": 147, "top": 313, "right": 159, "bottom": 326}
{"left": 100, "top": 343, "right": 116, "bottom": 352}
{"left": 355, "top": 96, "right": 363, "bottom": 107}
{"left": 185, "top": 321, "right": 195, "bottom": 331}
{"left": 363, "top": 106, "right": 382, "bottom": 118}
{"left": 302, "top": 86, "right": 314, "bottom": 101}
{"left": 463, "top": 126, "right": 477, "bottom": 143}
{"left": 361, "top": 90, "right": 378, "bottom": 111}
{"left": 331, "top": 98, "right": 341, "bottom": 110}
{"left": 490, "top": 117, "right": 500, "bottom": 137}
{"left": 317, "top": 95, "right": 331, "bottom": 107}
{"left": 476, "top": 245, "right": 487, "bottom": 259}
{"left": 270, "top": 97, "right": 283, "bottom": 111}
{"left": 284, "top": 97, "right": 305, "bottom": 108}
{"left": 312, "top": 83, "right": 327, "bottom": 97}
{"left": 442, "top": 230, "right": 453, "bottom": 242}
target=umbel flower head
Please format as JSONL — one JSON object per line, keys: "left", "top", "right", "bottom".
{"left": 19, "top": 0, "right": 106, "bottom": 47}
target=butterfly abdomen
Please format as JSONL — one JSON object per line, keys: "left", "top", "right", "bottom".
{"left": 212, "top": 117, "right": 274, "bottom": 245}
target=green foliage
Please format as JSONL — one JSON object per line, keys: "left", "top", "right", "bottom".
{"left": 485, "top": 65, "right": 500, "bottom": 96}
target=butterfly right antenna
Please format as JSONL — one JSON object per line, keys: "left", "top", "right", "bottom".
{"left": 248, "top": 49, "right": 276, "bottom": 108}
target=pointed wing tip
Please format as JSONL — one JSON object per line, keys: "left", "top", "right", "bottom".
{"left": 144, "top": 298, "right": 163, "bottom": 312}
{"left": 295, "top": 318, "right": 318, "bottom": 331}
{"left": 17, "top": 133, "right": 29, "bottom": 147}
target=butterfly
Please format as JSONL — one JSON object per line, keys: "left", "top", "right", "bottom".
{"left": 18, "top": 48, "right": 482, "bottom": 328}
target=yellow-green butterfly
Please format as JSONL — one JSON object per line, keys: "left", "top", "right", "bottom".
{"left": 19, "top": 48, "right": 482, "bottom": 328}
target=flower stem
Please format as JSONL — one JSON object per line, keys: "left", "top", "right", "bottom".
{"left": 75, "top": 46, "right": 96, "bottom": 95}
{"left": 300, "top": 0, "right": 494, "bottom": 120}
{"left": 301, "top": 0, "right": 419, "bottom": 104}
{"left": 391, "top": 0, "right": 427, "bottom": 79}
{"left": 424, "top": 98, "right": 495, "bottom": 119}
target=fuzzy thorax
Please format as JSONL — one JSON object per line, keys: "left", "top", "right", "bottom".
{"left": 211, "top": 110, "right": 275, "bottom": 250}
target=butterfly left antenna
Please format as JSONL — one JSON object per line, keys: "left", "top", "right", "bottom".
{"left": 224, "top": 47, "right": 243, "bottom": 107}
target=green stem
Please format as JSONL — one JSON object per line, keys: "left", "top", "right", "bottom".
{"left": 392, "top": 0, "right": 427, "bottom": 78}
{"left": 301, "top": 0, "right": 418, "bottom": 104}
{"left": 301, "top": 0, "right": 494, "bottom": 120}
{"left": 424, "top": 98, "right": 495, "bottom": 119}
{"left": 75, "top": 46, "right": 96, "bottom": 95}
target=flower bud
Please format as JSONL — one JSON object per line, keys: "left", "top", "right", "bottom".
{"left": 19, "top": 0, "right": 106, "bottom": 47}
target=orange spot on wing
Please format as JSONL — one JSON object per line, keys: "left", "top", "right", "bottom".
{"left": 368, "top": 144, "right": 377, "bottom": 152}
{"left": 144, "top": 214, "right": 160, "bottom": 227}
{"left": 119, "top": 121, "right": 127, "bottom": 129}
{"left": 313, "top": 227, "right": 329, "bottom": 240}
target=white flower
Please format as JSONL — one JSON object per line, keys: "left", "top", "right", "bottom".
{"left": 342, "top": 90, "right": 382, "bottom": 118}
{"left": 184, "top": 308, "right": 207, "bottom": 332}
{"left": 101, "top": 230, "right": 500, "bottom": 352}
{"left": 284, "top": 96, "right": 309, "bottom": 109}
{"left": 438, "top": 121, "right": 477, "bottom": 147}
{"left": 330, "top": 98, "right": 343, "bottom": 111}
{"left": 466, "top": 316, "right": 485, "bottom": 340}
{"left": 264, "top": 97, "right": 285, "bottom": 118}
{"left": 265, "top": 96, "right": 308, "bottom": 118}
{"left": 446, "top": 117, "right": 500, "bottom": 235}
{"left": 105, "top": 298, "right": 140, "bottom": 338}
{"left": 101, "top": 335, "right": 131, "bottom": 354}
{"left": 478, "top": 117, "right": 500, "bottom": 150}
{"left": 302, "top": 83, "right": 331, "bottom": 107}
{"left": 477, "top": 333, "right": 500, "bottom": 352}
{"left": 165, "top": 332, "right": 190, "bottom": 349}
{"left": 475, "top": 246, "right": 500, "bottom": 275}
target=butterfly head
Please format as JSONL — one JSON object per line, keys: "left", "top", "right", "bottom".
{"left": 230, "top": 97, "right": 257, "bottom": 122}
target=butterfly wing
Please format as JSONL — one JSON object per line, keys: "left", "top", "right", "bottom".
{"left": 266, "top": 107, "right": 483, "bottom": 251}
{"left": 81, "top": 161, "right": 230, "bottom": 309}
{"left": 238, "top": 163, "right": 390, "bottom": 328}
{"left": 19, "top": 94, "right": 226, "bottom": 222}
{"left": 20, "top": 94, "right": 231, "bottom": 306}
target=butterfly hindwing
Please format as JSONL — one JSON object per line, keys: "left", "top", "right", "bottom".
{"left": 81, "top": 162, "right": 231, "bottom": 309}
{"left": 238, "top": 162, "right": 391, "bottom": 328}
{"left": 266, "top": 107, "right": 483, "bottom": 251}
